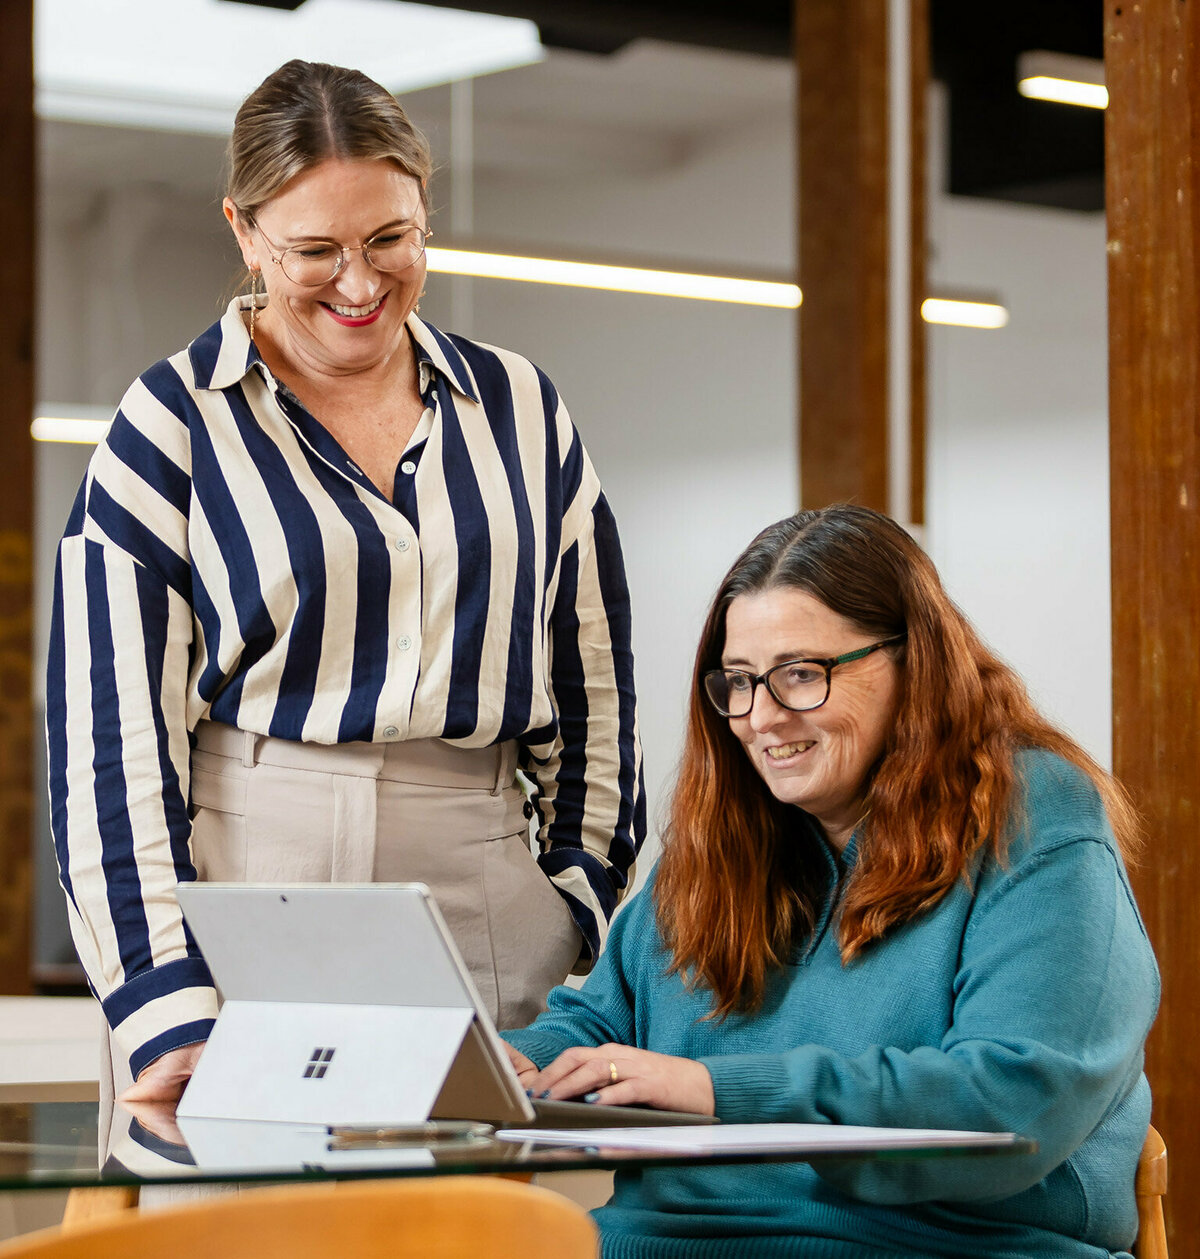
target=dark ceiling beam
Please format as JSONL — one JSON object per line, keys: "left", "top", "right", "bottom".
{"left": 218, "top": 0, "right": 1105, "bottom": 213}
{"left": 218, "top": 0, "right": 791, "bottom": 56}
{"left": 931, "top": 0, "right": 1104, "bottom": 210}
{"left": 222, "top": 0, "right": 307, "bottom": 9}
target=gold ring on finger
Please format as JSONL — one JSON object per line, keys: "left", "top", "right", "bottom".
{"left": 608, "top": 1060, "right": 619, "bottom": 1085}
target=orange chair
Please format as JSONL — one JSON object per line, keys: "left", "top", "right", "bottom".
{"left": 1134, "top": 1124, "right": 1168, "bottom": 1259}
{"left": 0, "top": 1177, "right": 597, "bottom": 1259}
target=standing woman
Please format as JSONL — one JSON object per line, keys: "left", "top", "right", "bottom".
{"left": 47, "top": 59, "right": 643, "bottom": 1149}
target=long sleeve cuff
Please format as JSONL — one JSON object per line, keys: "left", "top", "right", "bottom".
{"left": 539, "top": 845, "right": 622, "bottom": 971}
{"left": 500, "top": 1026, "right": 579, "bottom": 1067}
{"left": 101, "top": 956, "right": 219, "bottom": 1079}
{"left": 700, "top": 1051, "right": 801, "bottom": 1124}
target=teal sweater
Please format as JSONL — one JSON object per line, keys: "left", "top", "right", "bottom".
{"left": 506, "top": 751, "right": 1159, "bottom": 1258}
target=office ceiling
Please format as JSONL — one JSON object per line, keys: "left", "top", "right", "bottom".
{"left": 225, "top": 0, "right": 1105, "bottom": 211}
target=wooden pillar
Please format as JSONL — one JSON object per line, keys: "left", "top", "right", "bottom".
{"left": 1105, "top": 2, "right": 1200, "bottom": 1247}
{"left": 796, "top": 0, "right": 927, "bottom": 520}
{"left": 907, "top": 0, "right": 927, "bottom": 527}
{"left": 0, "top": 0, "right": 35, "bottom": 995}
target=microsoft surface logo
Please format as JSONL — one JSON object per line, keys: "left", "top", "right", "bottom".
{"left": 304, "top": 1047, "right": 336, "bottom": 1079}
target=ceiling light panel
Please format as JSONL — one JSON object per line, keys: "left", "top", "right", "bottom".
{"left": 36, "top": 0, "right": 543, "bottom": 133}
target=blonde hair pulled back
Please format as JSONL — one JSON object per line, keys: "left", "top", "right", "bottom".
{"left": 226, "top": 59, "right": 432, "bottom": 225}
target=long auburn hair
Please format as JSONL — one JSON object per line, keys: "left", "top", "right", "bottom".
{"left": 655, "top": 505, "right": 1140, "bottom": 1019}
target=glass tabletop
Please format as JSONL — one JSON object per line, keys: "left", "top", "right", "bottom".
{"left": 0, "top": 1101, "right": 1036, "bottom": 1193}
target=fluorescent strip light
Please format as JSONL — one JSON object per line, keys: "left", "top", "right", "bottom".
{"left": 426, "top": 247, "right": 802, "bottom": 308}
{"left": 1017, "top": 50, "right": 1107, "bottom": 110}
{"left": 32, "top": 414, "right": 112, "bottom": 444}
{"left": 429, "top": 246, "right": 1008, "bottom": 328}
{"left": 31, "top": 286, "right": 1007, "bottom": 448}
{"left": 921, "top": 298, "right": 1009, "bottom": 330}
{"left": 1018, "top": 76, "right": 1108, "bottom": 110}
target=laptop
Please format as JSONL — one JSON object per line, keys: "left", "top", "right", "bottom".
{"left": 175, "top": 882, "right": 714, "bottom": 1130}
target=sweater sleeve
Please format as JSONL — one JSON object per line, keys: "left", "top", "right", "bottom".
{"left": 46, "top": 387, "right": 217, "bottom": 1081}
{"left": 699, "top": 835, "right": 1159, "bottom": 1204}
{"left": 521, "top": 395, "right": 645, "bottom": 971}
{"left": 502, "top": 880, "right": 652, "bottom": 1059}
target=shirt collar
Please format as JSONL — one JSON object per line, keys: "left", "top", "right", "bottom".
{"left": 405, "top": 313, "right": 480, "bottom": 404}
{"left": 194, "top": 297, "right": 480, "bottom": 405}
{"left": 193, "top": 295, "right": 264, "bottom": 391}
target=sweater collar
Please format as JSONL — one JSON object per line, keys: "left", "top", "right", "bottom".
{"left": 795, "top": 814, "right": 862, "bottom": 962}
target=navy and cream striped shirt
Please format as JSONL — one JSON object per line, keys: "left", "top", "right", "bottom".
{"left": 47, "top": 297, "right": 645, "bottom": 1077}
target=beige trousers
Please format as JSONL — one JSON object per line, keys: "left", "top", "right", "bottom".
{"left": 101, "top": 722, "right": 581, "bottom": 1171}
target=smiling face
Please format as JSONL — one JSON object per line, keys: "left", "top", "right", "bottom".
{"left": 224, "top": 156, "right": 427, "bottom": 380}
{"left": 721, "top": 586, "right": 903, "bottom": 850}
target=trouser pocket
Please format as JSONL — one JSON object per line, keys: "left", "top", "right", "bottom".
{"left": 481, "top": 829, "right": 583, "bottom": 1030}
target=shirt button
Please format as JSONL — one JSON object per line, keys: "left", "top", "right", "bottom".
{"left": 396, "top": 636, "right": 412, "bottom": 651}
{"left": 400, "top": 460, "right": 417, "bottom": 475}
{"left": 383, "top": 725, "right": 399, "bottom": 738}
{"left": 395, "top": 537, "right": 410, "bottom": 552}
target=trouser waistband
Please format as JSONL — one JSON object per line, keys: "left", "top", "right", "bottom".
{"left": 192, "top": 720, "right": 516, "bottom": 793}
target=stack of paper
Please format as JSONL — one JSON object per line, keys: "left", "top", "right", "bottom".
{"left": 495, "top": 1123, "right": 1022, "bottom": 1154}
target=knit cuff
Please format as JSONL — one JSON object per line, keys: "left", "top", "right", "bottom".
{"left": 699, "top": 1051, "right": 808, "bottom": 1124}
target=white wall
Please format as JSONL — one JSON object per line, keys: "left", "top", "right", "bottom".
{"left": 926, "top": 206, "right": 1111, "bottom": 765}
{"left": 33, "top": 52, "right": 1111, "bottom": 961}
{"left": 925, "top": 85, "right": 1111, "bottom": 767}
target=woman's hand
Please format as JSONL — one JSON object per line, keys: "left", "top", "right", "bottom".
{"left": 502, "top": 1041, "right": 542, "bottom": 1089}
{"left": 523, "top": 1043, "right": 715, "bottom": 1117}
{"left": 119, "top": 1043, "right": 206, "bottom": 1104}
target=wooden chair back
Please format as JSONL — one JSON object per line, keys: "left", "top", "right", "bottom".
{"left": 1134, "top": 1124, "right": 1168, "bottom": 1259}
{"left": 0, "top": 1176, "right": 597, "bottom": 1259}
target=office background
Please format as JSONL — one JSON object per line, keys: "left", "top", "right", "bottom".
{"left": 11, "top": 0, "right": 1199, "bottom": 1245}
{"left": 32, "top": 41, "right": 1108, "bottom": 967}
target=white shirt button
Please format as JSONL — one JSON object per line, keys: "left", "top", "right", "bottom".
{"left": 383, "top": 725, "right": 399, "bottom": 738}
{"left": 396, "top": 636, "right": 412, "bottom": 651}
{"left": 400, "top": 460, "right": 417, "bottom": 475}
{"left": 395, "top": 537, "right": 410, "bottom": 552}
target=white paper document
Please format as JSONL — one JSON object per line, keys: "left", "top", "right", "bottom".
{"left": 495, "top": 1123, "right": 1022, "bottom": 1154}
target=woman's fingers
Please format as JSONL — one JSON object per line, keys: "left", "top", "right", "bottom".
{"left": 501, "top": 1041, "right": 541, "bottom": 1086}
{"left": 119, "top": 1043, "right": 205, "bottom": 1104}
{"left": 525, "top": 1044, "right": 621, "bottom": 1099}
{"left": 522, "top": 1044, "right": 714, "bottom": 1116}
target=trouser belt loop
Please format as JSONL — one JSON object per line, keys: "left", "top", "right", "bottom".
{"left": 493, "top": 741, "right": 518, "bottom": 795}
{"left": 241, "top": 731, "right": 257, "bottom": 769}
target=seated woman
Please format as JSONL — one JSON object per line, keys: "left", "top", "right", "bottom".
{"left": 504, "top": 504, "right": 1158, "bottom": 1259}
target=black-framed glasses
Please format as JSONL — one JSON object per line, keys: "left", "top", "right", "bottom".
{"left": 251, "top": 219, "right": 432, "bottom": 286}
{"left": 703, "top": 634, "right": 907, "bottom": 718}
